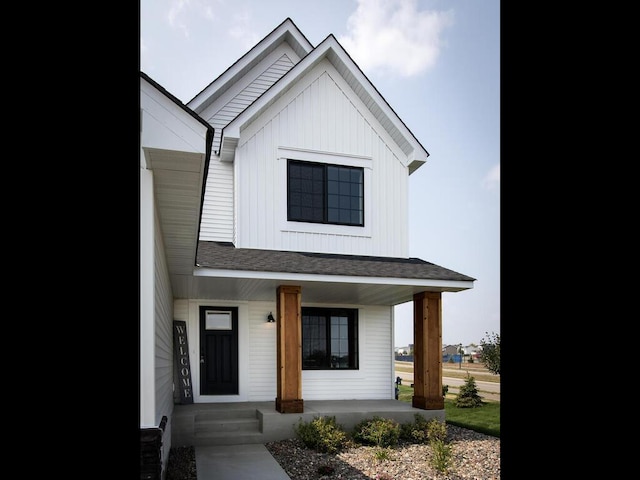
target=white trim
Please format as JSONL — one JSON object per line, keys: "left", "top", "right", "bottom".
{"left": 140, "top": 168, "right": 156, "bottom": 426}
{"left": 277, "top": 147, "right": 372, "bottom": 237}
{"left": 193, "top": 266, "right": 472, "bottom": 290}
{"left": 223, "top": 36, "right": 429, "bottom": 166}
{"left": 188, "top": 300, "right": 250, "bottom": 403}
{"left": 188, "top": 19, "right": 313, "bottom": 112}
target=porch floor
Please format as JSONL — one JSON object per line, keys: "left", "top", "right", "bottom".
{"left": 171, "top": 399, "right": 444, "bottom": 448}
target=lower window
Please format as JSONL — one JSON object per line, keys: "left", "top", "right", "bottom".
{"left": 302, "top": 307, "right": 359, "bottom": 369}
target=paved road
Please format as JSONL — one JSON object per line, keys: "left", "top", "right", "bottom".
{"left": 395, "top": 368, "right": 500, "bottom": 401}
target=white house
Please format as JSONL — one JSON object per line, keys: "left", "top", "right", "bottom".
{"left": 140, "top": 17, "right": 475, "bottom": 477}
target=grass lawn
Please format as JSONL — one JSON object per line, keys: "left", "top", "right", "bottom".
{"left": 397, "top": 384, "right": 500, "bottom": 438}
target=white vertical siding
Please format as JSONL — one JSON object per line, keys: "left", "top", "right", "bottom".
{"left": 302, "top": 305, "right": 394, "bottom": 400}
{"left": 234, "top": 59, "right": 409, "bottom": 257}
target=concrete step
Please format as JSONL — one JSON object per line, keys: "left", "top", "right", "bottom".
{"left": 173, "top": 408, "right": 265, "bottom": 446}
{"left": 195, "top": 409, "right": 258, "bottom": 421}
{"left": 195, "top": 417, "right": 260, "bottom": 435}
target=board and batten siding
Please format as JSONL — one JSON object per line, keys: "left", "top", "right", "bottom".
{"left": 234, "top": 59, "right": 410, "bottom": 257}
{"left": 199, "top": 51, "right": 298, "bottom": 243}
{"left": 302, "top": 305, "right": 394, "bottom": 400}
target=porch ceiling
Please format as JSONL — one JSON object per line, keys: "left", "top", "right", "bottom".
{"left": 170, "top": 271, "right": 469, "bottom": 306}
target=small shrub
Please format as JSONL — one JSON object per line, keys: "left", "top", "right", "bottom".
{"left": 442, "top": 384, "right": 449, "bottom": 397}
{"left": 430, "top": 438, "right": 453, "bottom": 473}
{"left": 353, "top": 416, "right": 400, "bottom": 447}
{"left": 455, "top": 375, "right": 483, "bottom": 408}
{"left": 373, "top": 447, "right": 392, "bottom": 461}
{"left": 400, "top": 413, "right": 429, "bottom": 444}
{"left": 400, "top": 414, "right": 447, "bottom": 444}
{"left": 294, "top": 416, "right": 348, "bottom": 453}
{"left": 426, "top": 419, "right": 447, "bottom": 443}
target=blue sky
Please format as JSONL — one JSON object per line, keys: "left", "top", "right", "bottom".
{"left": 140, "top": 0, "right": 500, "bottom": 348}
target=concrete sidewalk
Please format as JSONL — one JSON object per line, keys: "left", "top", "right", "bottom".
{"left": 196, "top": 444, "right": 290, "bottom": 480}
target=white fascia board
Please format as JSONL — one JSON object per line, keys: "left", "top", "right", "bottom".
{"left": 222, "top": 35, "right": 429, "bottom": 167}
{"left": 187, "top": 19, "right": 313, "bottom": 112}
{"left": 141, "top": 79, "right": 208, "bottom": 156}
{"left": 193, "top": 266, "right": 473, "bottom": 290}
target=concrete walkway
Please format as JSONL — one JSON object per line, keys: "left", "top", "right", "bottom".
{"left": 195, "top": 444, "right": 290, "bottom": 480}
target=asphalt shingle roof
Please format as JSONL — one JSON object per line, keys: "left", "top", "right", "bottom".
{"left": 196, "top": 241, "right": 475, "bottom": 282}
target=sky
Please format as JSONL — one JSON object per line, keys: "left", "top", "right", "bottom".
{"left": 140, "top": 0, "right": 500, "bottom": 348}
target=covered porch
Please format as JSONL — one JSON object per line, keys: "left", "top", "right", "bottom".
{"left": 171, "top": 399, "right": 444, "bottom": 447}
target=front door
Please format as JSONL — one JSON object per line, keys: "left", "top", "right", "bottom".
{"left": 199, "top": 306, "right": 238, "bottom": 395}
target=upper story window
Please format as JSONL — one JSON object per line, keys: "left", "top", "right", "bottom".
{"left": 301, "top": 307, "right": 359, "bottom": 370}
{"left": 287, "top": 159, "right": 364, "bottom": 227}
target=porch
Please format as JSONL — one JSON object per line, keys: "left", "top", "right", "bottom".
{"left": 171, "top": 400, "right": 445, "bottom": 447}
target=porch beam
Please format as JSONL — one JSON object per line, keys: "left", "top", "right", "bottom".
{"left": 275, "top": 285, "right": 303, "bottom": 413}
{"left": 412, "top": 291, "right": 444, "bottom": 410}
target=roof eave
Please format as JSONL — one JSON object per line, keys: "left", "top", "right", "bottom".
{"left": 187, "top": 18, "right": 314, "bottom": 113}
{"left": 221, "top": 34, "right": 430, "bottom": 166}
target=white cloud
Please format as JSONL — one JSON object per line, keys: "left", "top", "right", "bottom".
{"left": 228, "top": 8, "right": 261, "bottom": 49}
{"left": 339, "top": 0, "right": 454, "bottom": 77}
{"left": 166, "top": 0, "right": 220, "bottom": 38}
{"left": 482, "top": 164, "right": 500, "bottom": 190}
{"left": 167, "top": 0, "right": 192, "bottom": 38}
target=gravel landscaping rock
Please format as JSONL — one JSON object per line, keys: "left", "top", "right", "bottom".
{"left": 265, "top": 425, "right": 500, "bottom": 479}
{"left": 165, "top": 425, "right": 499, "bottom": 479}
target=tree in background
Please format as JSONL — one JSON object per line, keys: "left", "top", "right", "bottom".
{"left": 479, "top": 331, "right": 500, "bottom": 375}
{"left": 454, "top": 374, "right": 483, "bottom": 408}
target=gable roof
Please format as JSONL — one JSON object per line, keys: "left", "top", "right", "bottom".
{"left": 187, "top": 18, "right": 314, "bottom": 113}
{"left": 220, "top": 33, "right": 430, "bottom": 174}
{"left": 140, "top": 71, "right": 214, "bottom": 276}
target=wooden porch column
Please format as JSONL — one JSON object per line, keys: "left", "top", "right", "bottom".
{"left": 275, "top": 285, "right": 303, "bottom": 413}
{"left": 412, "top": 291, "right": 444, "bottom": 410}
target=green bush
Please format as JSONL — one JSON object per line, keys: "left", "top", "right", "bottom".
{"left": 400, "top": 414, "right": 447, "bottom": 444}
{"left": 352, "top": 416, "right": 400, "bottom": 447}
{"left": 426, "top": 419, "right": 447, "bottom": 443}
{"left": 455, "top": 375, "right": 483, "bottom": 408}
{"left": 430, "top": 438, "right": 453, "bottom": 473}
{"left": 294, "top": 416, "right": 348, "bottom": 453}
{"left": 400, "top": 413, "right": 429, "bottom": 444}
{"left": 373, "top": 447, "right": 392, "bottom": 461}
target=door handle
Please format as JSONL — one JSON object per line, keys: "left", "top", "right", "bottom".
{"left": 200, "top": 355, "right": 205, "bottom": 364}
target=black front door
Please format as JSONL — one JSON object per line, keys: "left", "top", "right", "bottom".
{"left": 199, "top": 306, "right": 238, "bottom": 395}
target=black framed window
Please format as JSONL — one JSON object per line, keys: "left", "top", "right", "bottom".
{"left": 287, "top": 159, "right": 364, "bottom": 226}
{"left": 301, "top": 307, "right": 359, "bottom": 370}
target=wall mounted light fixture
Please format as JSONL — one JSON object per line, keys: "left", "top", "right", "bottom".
{"left": 267, "top": 312, "right": 275, "bottom": 323}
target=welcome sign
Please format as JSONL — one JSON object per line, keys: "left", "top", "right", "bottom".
{"left": 173, "top": 320, "right": 194, "bottom": 404}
